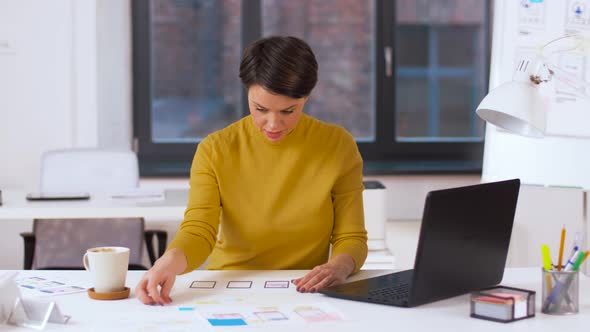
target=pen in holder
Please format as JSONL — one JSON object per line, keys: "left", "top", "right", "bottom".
{"left": 541, "top": 268, "right": 579, "bottom": 315}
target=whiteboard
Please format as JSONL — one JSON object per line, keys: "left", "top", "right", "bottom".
{"left": 482, "top": 0, "right": 590, "bottom": 188}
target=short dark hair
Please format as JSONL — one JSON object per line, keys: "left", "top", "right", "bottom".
{"left": 239, "top": 36, "right": 318, "bottom": 98}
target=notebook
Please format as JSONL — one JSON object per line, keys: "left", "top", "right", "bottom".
{"left": 319, "top": 179, "right": 520, "bottom": 307}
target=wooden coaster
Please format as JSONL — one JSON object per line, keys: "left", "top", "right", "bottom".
{"left": 87, "top": 287, "right": 130, "bottom": 300}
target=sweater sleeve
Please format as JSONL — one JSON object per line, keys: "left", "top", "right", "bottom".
{"left": 167, "top": 137, "right": 221, "bottom": 273}
{"left": 330, "top": 131, "right": 368, "bottom": 273}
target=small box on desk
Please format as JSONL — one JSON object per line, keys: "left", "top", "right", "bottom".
{"left": 470, "top": 286, "right": 535, "bottom": 323}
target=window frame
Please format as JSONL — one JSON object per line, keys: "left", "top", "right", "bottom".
{"left": 132, "top": 0, "right": 490, "bottom": 176}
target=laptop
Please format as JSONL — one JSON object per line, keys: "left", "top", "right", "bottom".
{"left": 320, "top": 179, "right": 520, "bottom": 307}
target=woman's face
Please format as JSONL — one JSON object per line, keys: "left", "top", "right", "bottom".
{"left": 248, "top": 85, "right": 308, "bottom": 142}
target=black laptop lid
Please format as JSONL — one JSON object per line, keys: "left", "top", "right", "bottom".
{"left": 409, "top": 179, "right": 520, "bottom": 306}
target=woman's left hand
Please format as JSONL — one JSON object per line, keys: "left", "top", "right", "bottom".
{"left": 292, "top": 254, "right": 355, "bottom": 293}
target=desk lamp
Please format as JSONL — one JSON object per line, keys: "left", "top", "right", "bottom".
{"left": 476, "top": 35, "right": 590, "bottom": 137}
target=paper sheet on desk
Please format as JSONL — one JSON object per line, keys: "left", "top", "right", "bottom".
{"left": 109, "top": 189, "right": 165, "bottom": 201}
{"left": 137, "top": 188, "right": 189, "bottom": 207}
{"left": 15, "top": 275, "right": 89, "bottom": 297}
{"left": 197, "top": 302, "right": 347, "bottom": 329}
{"left": 92, "top": 301, "right": 347, "bottom": 331}
{"left": 89, "top": 305, "right": 204, "bottom": 332}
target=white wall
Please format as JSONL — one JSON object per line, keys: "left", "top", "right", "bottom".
{"left": 96, "top": 0, "right": 132, "bottom": 149}
{"left": 0, "top": 0, "right": 75, "bottom": 191}
{"left": 0, "top": 0, "right": 131, "bottom": 192}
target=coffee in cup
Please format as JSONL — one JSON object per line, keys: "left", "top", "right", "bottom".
{"left": 83, "top": 246, "right": 129, "bottom": 293}
{"left": 92, "top": 248, "right": 117, "bottom": 253}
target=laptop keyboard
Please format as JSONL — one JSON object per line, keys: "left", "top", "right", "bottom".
{"left": 367, "top": 283, "right": 410, "bottom": 302}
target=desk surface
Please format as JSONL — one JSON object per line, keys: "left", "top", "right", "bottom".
{"left": 0, "top": 189, "right": 188, "bottom": 220}
{"left": 1, "top": 268, "right": 589, "bottom": 331}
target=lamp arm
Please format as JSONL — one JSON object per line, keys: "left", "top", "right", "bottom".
{"left": 540, "top": 35, "right": 590, "bottom": 58}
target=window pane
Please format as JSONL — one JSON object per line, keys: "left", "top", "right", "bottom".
{"left": 261, "top": 0, "right": 376, "bottom": 141}
{"left": 438, "top": 26, "right": 476, "bottom": 67}
{"left": 439, "top": 77, "right": 484, "bottom": 137}
{"left": 396, "top": 25, "right": 428, "bottom": 67}
{"left": 395, "top": 77, "right": 429, "bottom": 137}
{"left": 395, "top": 0, "right": 486, "bottom": 141}
{"left": 150, "top": 0, "right": 242, "bottom": 142}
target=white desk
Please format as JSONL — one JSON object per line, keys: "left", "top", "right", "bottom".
{"left": 0, "top": 190, "right": 396, "bottom": 270}
{"left": 1, "top": 268, "right": 589, "bottom": 331}
{"left": 0, "top": 189, "right": 188, "bottom": 220}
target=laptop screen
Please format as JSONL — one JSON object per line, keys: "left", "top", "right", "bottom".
{"left": 410, "top": 179, "right": 520, "bottom": 306}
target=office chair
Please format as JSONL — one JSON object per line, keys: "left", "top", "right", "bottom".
{"left": 20, "top": 218, "right": 166, "bottom": 270}
{"left": 19, "top": 148, "right": 168, "bottom": 269}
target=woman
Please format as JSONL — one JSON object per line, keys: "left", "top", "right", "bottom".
{"left": 136, "top": 36, "right": 367, "bottom": 305}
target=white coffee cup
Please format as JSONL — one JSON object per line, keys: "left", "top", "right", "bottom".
{"left": 83, "top": 246, "right": 129, "bottom": 293}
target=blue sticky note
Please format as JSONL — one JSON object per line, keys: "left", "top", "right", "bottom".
{"left": 178, "top": 307, "right": 195, "bottom": 311}
{"left": 530, "top": 0, "right": 543, "bottom": 3}
{"left": 208, "top": 318, "right": 247, "bottom": 326}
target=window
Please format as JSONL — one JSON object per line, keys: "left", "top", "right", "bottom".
{"left": 396, "top": 25, "right": 484, "bottom": 139}
{"left": 133, "top": 0, "right": 243, "bottom": 174}
{"left": 133, "top": 0, "right": 490, "bottom": 176}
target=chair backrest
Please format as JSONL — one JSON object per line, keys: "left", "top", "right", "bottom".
{"left": 32, "top": 218, "right": 145, "bottom": 269}
{"left": 40, "top": 149, "right": 139, "bottom": 193}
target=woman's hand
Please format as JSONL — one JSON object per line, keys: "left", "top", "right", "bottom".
{"left": 292, "top": 254, "right": 355, "bottom": 293}
{"left": 135, "top": 248, "right": 188, "bottom": 305}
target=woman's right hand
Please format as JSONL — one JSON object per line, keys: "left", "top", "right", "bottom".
{"left": 135, "top": 248, "right": 188, "bottom": 305}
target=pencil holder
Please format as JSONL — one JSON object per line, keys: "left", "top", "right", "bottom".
{"left": 541, "top": 268, "right": 579, "bottom": 315}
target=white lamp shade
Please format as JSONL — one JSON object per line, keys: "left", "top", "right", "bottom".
{"left": 476, "top": 80, "right": 546, "bottom": 138}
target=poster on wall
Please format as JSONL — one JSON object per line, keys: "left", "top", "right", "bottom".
{"left": 518, "top": 0, "right": 548, "bottom": 42}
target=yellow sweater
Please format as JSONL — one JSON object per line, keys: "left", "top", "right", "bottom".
{"left": 168, "top": 113, "right": 368, "bottom": 273}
